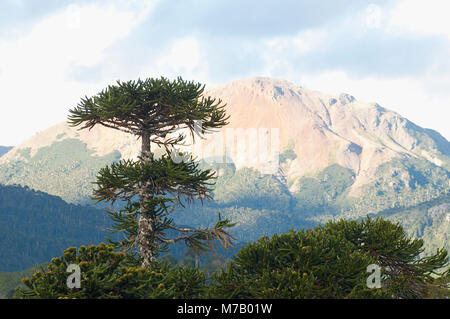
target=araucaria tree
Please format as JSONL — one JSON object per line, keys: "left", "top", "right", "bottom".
{"left": 68, "top": 77, "right": 235, "bottom": 268}
{"left": 211, "top": 217, "right": 449, "bottom": 299}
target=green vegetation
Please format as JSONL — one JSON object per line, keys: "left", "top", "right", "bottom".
{"left": 405, "top": 122, "right": 450, "bottom": 171}
{"left": 14, "top": 218, "right": 449, "bottom": 299}
{"left": 212, "top": 166, "right": 292, "bottom": 211}
{"left": 212, "top": 230, "right": 382, "bottom": 298}
{"left": 1, "top": 157, "right": 448, "bottom": 275}
{"left": 0, "top": 123, "right": 448, "bottom": 271}
{"left": 293, "top": 164, "right": 355, "bottom": 212}
{"left": 0, "top": 264, "right": 45, "bottom": 299}
{"left": 0, "top": 184, "right": 111, "bottom": 271}
{"left": 212, "top": 218, "right": 449, "bottom": 299}
{"left": 174, "top": 205, "right": 316, "bottom": 246}
{"left": 350, "top": 157, "right": 450, "bottom": 216}
{"left": 0, "top": 139, "right": 121, "bottom": 204}
{"left": 1, "top": 76, "right": 449, "bottom": 299}
{"left": 161, "top": 247, "right": 231, "bottom": 279}
{"left": 279, "top": 148, "right": 297, "bottom": 164}
{"left": 292, "top": 160, "right": 449, "bottom": 257}
{"left": 16, "top": 244, "right": 206, "bottom": 299}
{"left": 378, "top": 196, "right": 450, "bottom": 255}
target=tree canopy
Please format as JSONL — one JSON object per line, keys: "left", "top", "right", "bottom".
{"left": 211, "top": 217, "right": 449, "bottom": 299}
{"left": 15, "top": 244, "right": 206, "bottom": 299}
{"left": 68, "top": 77, "right": 228, "bottom": 148}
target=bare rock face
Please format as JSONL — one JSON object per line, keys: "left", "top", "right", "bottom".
{"left": 1, "top": 77, "right": 449, "bottom": 200}
{"left": 338, "top": 93, "right": 356, "bottom": 106}
{"left": 206, "top": 77, "right": 449, "bottom": 196}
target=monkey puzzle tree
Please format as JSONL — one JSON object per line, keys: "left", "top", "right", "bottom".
{"left": 211, "top": 217, "right": 449, "bottom": 299}
{"left": 68, "top": 77, "right": 235, "bottom": 268}
{"left": 15, "top": 244, "right": 207, "bottom": 299}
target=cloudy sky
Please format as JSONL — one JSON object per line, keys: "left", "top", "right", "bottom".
{"left": 0, "top": 0, "right": 449, "bottom": 145}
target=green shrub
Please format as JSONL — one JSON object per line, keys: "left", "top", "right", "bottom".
{"left": 211, "top": 218, "right": 448, "bottom": 299}
{"left": 15, "top": 243, "right": 206, "bottom": 299}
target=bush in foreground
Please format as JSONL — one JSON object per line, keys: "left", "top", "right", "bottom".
{"left": 15, "top": 218, "right": 449, "bottom": 299}
{"left": 15, "top": 243, "right": 206, "bottom": 299}
{"left": 211, "top": 218, "right": 449, "bottom": 299}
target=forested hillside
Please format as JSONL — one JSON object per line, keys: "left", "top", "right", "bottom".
{"left": 378, "top": 196, "right": 449, "bottom": 254}
{"left": 0, "top": 184, "right": 111, "bottom": 271}
{"left": 175, "top": 161, "right": 449, "bottom": 254}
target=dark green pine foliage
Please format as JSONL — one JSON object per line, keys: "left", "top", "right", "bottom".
{"left": 324, "top": 217, "right": 449, "bottom": 298}
{"left": 68, "top": 77, "right": 235, "bottom": 268}
{"left": 0, "top": 263, "right": 46, "bottom": 298}
{"left": 15, "top": 243, "right": 206, "bottom": 299}
{"left": 211, "top": 217, "right": 449, "bottom": 299}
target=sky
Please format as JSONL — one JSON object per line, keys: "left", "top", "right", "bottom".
{"left": 0, "top": 0, "right": 449, "bottom": 146}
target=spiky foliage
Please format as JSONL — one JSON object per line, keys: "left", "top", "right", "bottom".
{"left": 211, "top": 217, "right": 449, "bottom": 299}
{"left": 68, "top": 77, "right": 228, "bottom": 147}
{"left": 68, "top": 77, "right": 233, "bottom": 268}
{"left": 95, "top": 156, "right": 236, "bottom": 263}
{"left": 211, "top": 229, "right": 385, "bottom": 299}
{"left": 324, "top": 217, "right": 449, "bottom": 298}
{"left": 15, "top": 244, "right": 206, "bottom": 299}
{"left": 423, "top": 273, "right": 450, "bottom": 299}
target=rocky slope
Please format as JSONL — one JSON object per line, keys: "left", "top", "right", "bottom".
{"left": 204, "top": 78, "right": 449, "bottom": 195}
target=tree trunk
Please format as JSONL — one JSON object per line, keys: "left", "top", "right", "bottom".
{"left": 138, "top": 212, "right": 155, "bottom": 268}
{"left": 141, "top": 130, "right": 151, "bottom": 161}
{"left": 138, "top": 131, "right": 156, "bottom": 268}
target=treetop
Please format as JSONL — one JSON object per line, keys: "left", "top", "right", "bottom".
{"left": 68, "top": 76, "right": 229, "bottom": 145}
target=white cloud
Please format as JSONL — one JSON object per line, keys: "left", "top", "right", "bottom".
{"left": 141, "top": 36, "right": 209, "bottom": 83}
{"left": 264, "top": 29, "right": 327, "bottom": 54}
{"left": 0, "top": 1, "right": 156, "bottom": 145}
{"left": 386, "top": 0, "right": 450, "bottom": 39}
{"left": 364, "top": 4, "right": 383, "bottom": 30}
{"left": 260, "top": 29, "right": 328, "bottom": 79}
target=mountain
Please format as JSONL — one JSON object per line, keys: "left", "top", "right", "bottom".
{"left": 0, "top": 184, "right": 111, "bottom": 272}
{"left": 0, "top": 146, "right": 13, "bottom": 158}
{"left": 0, "top": 77, "right": 448, "bottom": 253}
